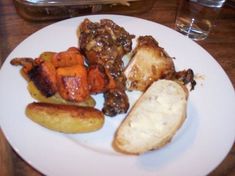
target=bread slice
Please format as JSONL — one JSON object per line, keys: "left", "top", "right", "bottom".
{"left": 113, "top": 79, "right": 188, "bottom": 154}
{"left": 124, "top": 36, "right": 175, "bottom": 91}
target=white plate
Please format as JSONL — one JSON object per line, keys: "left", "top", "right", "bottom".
{"left": 0, "top": 15, "right": 235, "bottom": 176}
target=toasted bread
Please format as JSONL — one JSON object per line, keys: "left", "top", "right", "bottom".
{"left": 124, "top": 36, "right": 175, "bottom": 91}
{"left": 113, "top": 79, "right": 188, "bottom": 154}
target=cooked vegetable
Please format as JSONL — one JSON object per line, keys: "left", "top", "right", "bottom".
{"left": 27, "top": 81, "right": 95, "bottom": 107}
{"left": 56, "top": 64, "right": 90, "bottom": 102}
{"left": 51, "top": 47, "right": 84, "bottom": 68}
{"left": 28, "top": 61, "right": 57, "bottom": 97}
{"left": 26, "top": 102, "right": 104, "bottom": 133}
{"left": 39, "top": 52, "right": 56, "bottom": 62}
{"left": 87, "top": 64, "right": 116, "bottom": 94}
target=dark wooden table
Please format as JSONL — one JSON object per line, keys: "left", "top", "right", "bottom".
{"left": 0, "top": 0, "right": 234, "bottom": 175}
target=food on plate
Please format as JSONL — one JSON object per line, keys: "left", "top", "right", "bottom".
{"left": 50, "top": 47, "right": 84, "bottom": 68}
{"left": 11, "top": 18, "right": 196, "bottom": 148}
{"left": 87, "top": 64, "right": 116, "bottom": 94}
{"left": 173, "top": 69, "right": 196, "bottom": 90}
{"left": 124, "top": 35, "right": 196, "bottom": 91}
{"left": 56, "top": 64, "right": 89, "bottom": 102}
{"left": 28, "top": 60, "right": 58, "bottom": 97}
{"left": 26, "top": 102, "right": 104, "bottom": 133}
{"left": 78, "top": 18, "right": 135, "bottom": 116}
{"left": 27, "top": 81, "right": 95, "bottom": 107}
{"left": 124, "top": 35, "right": 175, "bottom": 91}
{"left": 10, "top": 47, "right": 106, "bottom": 133}
{"left": 11, "top": 47, "right": 98, "bottom": 103}
{"left": 78, "top": 19, "right": 134, "bottom": 73}
{"left": 113, "top": 79, "right": 188, "bottom": 154}
{"left": 103, "top": 88, "right": 129, "bottom": 117}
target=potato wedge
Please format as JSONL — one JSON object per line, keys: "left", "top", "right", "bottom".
{"left": 26, "top": 102, "right": 104, "bottom": 133}
{"left": 27, "top": 81, "right": 96, "bottom": 107}
{"left": 39, "top": 52, "right": 56, "bottom": 62}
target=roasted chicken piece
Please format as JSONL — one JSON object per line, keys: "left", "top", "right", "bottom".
{"left": 78, "top": 18, "right": 135, "bottom": 116}
{"left": 174, "top": 69, "right": 197, "bottom": 90}
{"left": 79, "top": 19, "right": 135, "bottom": 64}
{"left": 102, "top": 88, "right": 129, "bottom": 117}
{"left": 124, "top": 35, "right": 176, "bottom": 91}
{"left": 78, "top": 18, "right": 135, "bottom": 86}
{"left": 124, "top": 35, "right": 196, "bottom": 91}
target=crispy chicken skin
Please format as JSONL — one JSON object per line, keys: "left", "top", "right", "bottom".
{"left": 124, "top": 35, "right": 196, "bottom": 91}
{"left": 125, "top": 35, "right": 176, "bottom": 91}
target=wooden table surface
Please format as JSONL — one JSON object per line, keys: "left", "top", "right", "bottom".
{"left": 0, "top": 0, "right": 234, "bottom": 175}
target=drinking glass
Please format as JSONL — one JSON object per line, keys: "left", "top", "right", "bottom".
{"left": 175, "top": 0, "right": 226, "bottom": 40}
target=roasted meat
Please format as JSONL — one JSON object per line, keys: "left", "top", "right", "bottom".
{"left": 124, "top": 35, "right": 196, "bottom": 91}
{"left": 78, "top": 19, "right": 135, "bottom": 116}
{"left": 102, "top": 88, "right": 129, "bottom": 117}
{"left": 174, "top": 69, "right": 197, "bottom": 90}
{"left": 124, "top": 35, "right": 176, "bottom": 91}
{"left": 79, "top": 19, "right": 134, "bottom": 63}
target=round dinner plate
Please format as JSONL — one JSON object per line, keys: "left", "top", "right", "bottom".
{"left": 0, "top": 15, "right": 234, "bottom": 176}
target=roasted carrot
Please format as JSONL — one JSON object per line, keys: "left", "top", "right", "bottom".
{"left": 51, "top": 47, "right": 84, "bottom": 68}
{"left": 87, "top": 65, "right": 108, "bottom": 94}
{"left": 56, "top": 64, "right": 89, "bottom": 102}
{"left": 87, "top": 64, "right": 116, "bottom": 94}
{"left": 28, "top": 61, "right": 57, "bottom": 97}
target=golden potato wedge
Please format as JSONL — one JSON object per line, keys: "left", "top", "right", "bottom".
{"left": 27, "top": 81, "right": 96, "bottom": 107}
{"left": 26, "top": 102, "right": 104, "bottom": 133}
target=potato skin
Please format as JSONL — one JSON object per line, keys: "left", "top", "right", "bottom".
{"left": 26, "top": 102, "right": 104, "bottom": 133}
{"left": 27, "top": 81, "right": 96, "bottom": 107}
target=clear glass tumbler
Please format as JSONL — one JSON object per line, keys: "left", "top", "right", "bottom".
{"left": 175, "top": 0, "right": 226, "bottom": 40}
